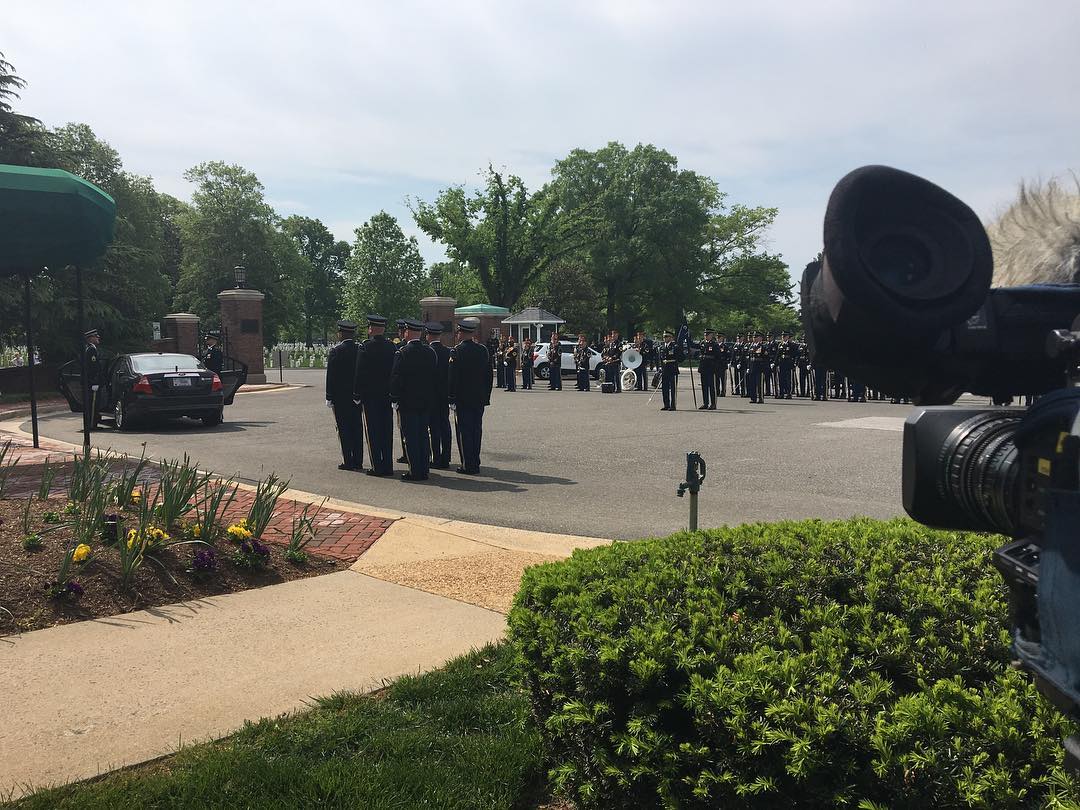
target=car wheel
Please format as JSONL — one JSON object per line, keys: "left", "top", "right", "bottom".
{"left": 535, "top": 363, "right": 549, "bottom": 380}
{"left": 114, "top": 399, "right": 131, "bottom": 431}
{"left": 202, "top": 408, "right": 223, "bottom": 427}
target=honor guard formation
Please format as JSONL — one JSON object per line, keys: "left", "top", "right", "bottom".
{"left": 324, "top": 317, "right": 913, "bottom": 478}
{"left": 324, "top": 315, "right": 492, "bottom": 482}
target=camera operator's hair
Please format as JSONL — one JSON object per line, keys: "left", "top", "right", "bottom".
{"left": 987, "top": 174, "right": 1080, "bottom": 286}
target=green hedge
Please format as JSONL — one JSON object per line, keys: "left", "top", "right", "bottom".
{"left": 509, "top": 518, "right": 1080, "bottom": 809}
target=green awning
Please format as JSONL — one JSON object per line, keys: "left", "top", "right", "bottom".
{"left": 0, "top": 163, "right": 116, "bottom": 275}
{"left": 454, "top": 303, "right": 510, "bottom": 316}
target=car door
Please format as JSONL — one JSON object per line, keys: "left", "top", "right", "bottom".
{"left": 560, "top": 343, "right": 575, "bottom": 374}
{"left": 57, "top": 360, "right": 84, "bottom": 413}
{"left": 219, "top": 356, "right": 248, "bottom": 406}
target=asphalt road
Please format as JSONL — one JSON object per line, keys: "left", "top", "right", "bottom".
{"left": 34, "top": 368, "right": 927, "bottom": 540}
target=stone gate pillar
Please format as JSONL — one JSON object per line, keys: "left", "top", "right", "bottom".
{"left": 218, "top": 288, "right": 266, "bottom": 384}
{"left": 419, "top": 295, "right": 458, "bottom": 333}
{"left": 155, "top": 313, "right": 200, "bottom": 355}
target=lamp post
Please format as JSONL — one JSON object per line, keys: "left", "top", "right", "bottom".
{"left": 233, "top": 264, "right": 246, "bottom": 289}
{"left": 432, "top": 267, "right": 443, "bottom": 297}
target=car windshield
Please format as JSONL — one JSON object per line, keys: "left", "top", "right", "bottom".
{"left": 130, "top": 354, "right": 205, "bottom": 373}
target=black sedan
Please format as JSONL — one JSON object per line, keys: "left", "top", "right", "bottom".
{"left": 59, "top": 352, "right": 246, "bottom": 430}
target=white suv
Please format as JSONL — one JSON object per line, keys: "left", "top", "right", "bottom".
{"left": 531, "top": 341, "right": 604, "bottom": 380}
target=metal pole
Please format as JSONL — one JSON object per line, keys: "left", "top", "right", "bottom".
{"left": 23, "top": 271, "right": 39, "bottom": 448}
{"left": 76, "top": 265, "right": 90, "bottom": 457}
{"left": 278, "top": 349, "right": 283, "bottom": 383}
{"left": 689, "top": 490, "right": 698, "bottom": 532}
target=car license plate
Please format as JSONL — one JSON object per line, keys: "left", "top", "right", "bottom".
{"left": 171, "top": 377, "right": 192, "bottom": 387}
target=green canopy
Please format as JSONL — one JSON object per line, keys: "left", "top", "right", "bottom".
{"left": 0, "top": 163, "right": 116, "bottom": 274}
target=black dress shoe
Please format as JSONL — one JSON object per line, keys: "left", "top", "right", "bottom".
{"left": 698, "top": 405, "right": 708, "bottom": 410}
{"left": 708, "top": 405, "right": 716, "bottom": 410}
{"left": 396, "top": 456, "right": 408, "bottom": 463}
{"left": 338, "top": 463, "right": 350, "bottom": 470}
{"left": 455, "top": 467, "right": 479, "bottom": 475}
{"left": 431, "top": 463, "right": 450, "bottom": 470}
{"left": 401, "top": 473, "right": 428, "bottom": 481}
{"left": 660, "top": 406, "right": 670, "bottom": 411}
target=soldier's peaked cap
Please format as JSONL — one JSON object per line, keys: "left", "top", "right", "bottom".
{"left": 403, "top": 318, "right": 424, "bottom": 331}
{"left": 395, "top": 318, "right": 407, "bottom": 328}
{"left": 366, "top": 314, "right": 388, "bottom": 326}
{"left": 457, "top": 318, "right": 479, "bottom": 332}
{"left": 84, "top": 328, "right": 100, "bottom": 338}
{"left": 336, "top": 320, "right": 356, "bottom": 332}
{"left": 664, "top": 329, "right": 674, "bottom": 336}
{"left": 424, "top": 322, "right": 444, "bottom": 335}
{"left": 704, "top": 327, "right": 715, "bottom": 333}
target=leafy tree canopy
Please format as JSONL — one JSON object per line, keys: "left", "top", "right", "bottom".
{"left": 343, "top": 211, "right": 427, "bottom": 326}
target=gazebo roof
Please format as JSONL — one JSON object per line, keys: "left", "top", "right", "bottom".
{"left": 502, "top": 306, "right": 565, "bottom": 324}
{"left": 455, "top": 303, "right": 510, "bottom": 316}
{"left": 0, "top": 164, "right": 116, "bottom": 274}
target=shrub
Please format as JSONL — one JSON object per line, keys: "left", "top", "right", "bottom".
{"left": 246, "top": 473, "right": 289, "bottom": 538}
{"left": 509, "top": 518, "right": 1080, "bottom": 809}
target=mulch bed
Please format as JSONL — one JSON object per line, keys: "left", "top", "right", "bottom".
{"left": 0, "top": 497, "right": 343, "bottom": 635}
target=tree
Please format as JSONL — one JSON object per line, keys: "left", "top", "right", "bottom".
{"left": 0, "top": 51, "right": 52, "bottom": 167}
{"left": 280, "top": 216, "right": 350, "bottom": 344}
{"left": 425, "top": 260, "right": 485, "bottom": 307}
{"left": 344, "top": 212, "right": 426, "bottom": 325}
{"left": 174, "top": 162, "right": 293, "bottom": 342}
{"left": 411, "top": 166, "right": 589, "bottom": 308}
{"left": 524, "top": 261, "right": 605, "bottom": 339}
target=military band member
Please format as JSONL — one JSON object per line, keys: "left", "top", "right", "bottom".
{"left": 495, "top": 336, "right": 507, "bottom": 389}
{"left": 426, "top": 323, "right": 452, "bottom": 469}
{"left": 353, "top": 314, "right": 396, "bottom": 476}
{"left": 326, "top": 320, "right": 363, "bottom": 471}
{"left": 521, "top": 337, "right": 534, "bottom": 389}
{"left": 633, "top": 330, "right": 649, "bottom": 391}
{"left": 603, "top": 329, "right": 622, "bottom": 391}
{"left": 448, "top": 319, "right": 492, "bottom": 474}
{"left": 746, "top": 331, "right": 769, "bottom": 404}
{"left": 548, "top": 330, "right": 563, "bottom": 390}
{"left": 715, "top": 332, "right": 731, "bottom": 397}
{"left": 83, "top": 328, "right": 103, "bottom": 428}
{"left": 774, "top": 330, "right": 797, "bottom": 399}
{"left": 574, "top": 334, "right": 591, "bottom": 391}
{"left": 732, "top": 334, "right": 746, "bottom": 396}
{"left": 658, "top": 329, "right": 682, "bottom": 411}
{"left": 390, "top": 319, "right": 436, "bottom": 481}
{"left": 202, "top": 331, "right": 224, "bottom": 374}
{"left": 504, "top": 336, "right": 518, "bottom": 392}
{"left": 697, "top": 328, "right": 719, "bottom": 409}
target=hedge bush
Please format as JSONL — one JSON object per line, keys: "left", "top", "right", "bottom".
{"left": 509, "top": 518, "right": 1080, "bottom": 809}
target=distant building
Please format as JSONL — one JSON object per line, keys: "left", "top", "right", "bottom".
{"left": 501, "top": 307, "right": 566, "bottom": 344}
{"left": 453, "top": 304, "right": 510, "bottom": 344}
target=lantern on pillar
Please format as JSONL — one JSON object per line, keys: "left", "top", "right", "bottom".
{"left": 233, "top": 264, "right": 246, "bottom": 289}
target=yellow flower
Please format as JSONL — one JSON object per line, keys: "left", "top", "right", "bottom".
{"left": 72, "top": 544, "right": 92, "bottom": 563}
{"left": 227, "top": 524, "right": 252, "bottom": 542}
{"left": 191, "top": 524, "right": 202, "bottom": 538}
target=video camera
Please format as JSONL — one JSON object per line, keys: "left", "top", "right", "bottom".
{"left": 800, "top": 165, "right": 1080, "bottom": 772}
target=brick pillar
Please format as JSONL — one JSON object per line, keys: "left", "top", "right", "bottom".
{"left": 217, "top": 289, "right": 266, "bottom": 384}
{"left": 160, "top": 313, "right": 200, "bottom": 355}
{"left": 419, "top": 296, "right": 458, "bottom": 333}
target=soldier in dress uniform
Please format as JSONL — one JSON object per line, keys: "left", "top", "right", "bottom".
{"left": 715, "top": 332, "right": 731, "bottom": 397}
{"left": 504, "top": 336, "right": 518, "bottom": 392}
{"left": 390, "top": 319, "right": 436, "bottom": 481}
{"left": 495, "top": 336, "right": 507, "bottom": 389}
{"left": 521, "top": 337, "right": 534, "bottom": 390}
{"left": 448, "top": 318, "right": 492, "bottom": 474}
{"left": 202, "top": 332, "right": 224, "bottom": 374}
{"left": 658, "top": 329, "right": 683, "bottom": 411}
{"left": 425, "top": 323, "right": 452, "bottom": 469}
{"left": 633, "top": 330, "right": 650, "bottom": 391}
{"left": 774, "top": 330, "right": 797, "bottom": 399}
{"left": 548, "top": 330, "right": 563, "bottom": 390}
{"left": 353, "top": 314, "right": 396, "bottom": 476}
{"left": 797, "top": 336, "right": 812, "bottom": 397}
{"left": 746, "top": 331, "right": 770, "bottom": 404}
{"left": 325, "top": 320, "right": 363, "bottom": 471}
{"left": 732, "top": 333, "right": 746, "bottom": 396}
{"left": 574, "top": 334, "right": 591, "bottom": 391}
{"left": 603, "top": 329, "right": 622, "bottom": 392}
{"left": 697, "top": 328, "right": 720, "bottom": 409}
{"left": 83, "top": 328, "right": 103, "bottom": 428}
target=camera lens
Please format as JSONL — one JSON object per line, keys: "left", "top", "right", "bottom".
{"left": 865, "top": 233, "right": 932, "bottom": 294}
{"left": 939, "top": 412, "right": 1023, "bottom": 535}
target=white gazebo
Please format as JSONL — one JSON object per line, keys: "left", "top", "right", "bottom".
{"left": 501, "top": 307, "right": 566, "bottom": 344}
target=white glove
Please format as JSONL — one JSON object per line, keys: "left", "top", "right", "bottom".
{"left": 91, "top": 385, "right": 99, "bottom": 392}
{"left": 325, "top": 400, "right": 333, "bottom": 409}
{"left": 449, "top": 403, "right": 456, "bottom": 412}
{"left": 392, "top": 402, "right": 399, "bottom": 411}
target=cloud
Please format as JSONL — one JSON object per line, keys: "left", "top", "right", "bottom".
{"left": 6, "top": 0, "right": 1079, "bottom": 271}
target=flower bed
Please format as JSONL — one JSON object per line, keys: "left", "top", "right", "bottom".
{"left": 0, "top": 453, "right": 341, "bottom": 635}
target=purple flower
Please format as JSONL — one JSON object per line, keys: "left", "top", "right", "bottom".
{"left": 252, "top": 539, "right": 270, "bottom": 557}
{"left": 192, "top": 547, "right": 217, "bottom": 573}
{"left": 66, "top": 581, "right": 84, "bottom": 597}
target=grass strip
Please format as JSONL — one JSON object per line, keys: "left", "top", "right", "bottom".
{"left": 7, "top": 642, "right": 545, "bottom": 810}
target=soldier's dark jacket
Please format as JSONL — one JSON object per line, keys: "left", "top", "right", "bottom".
{"left": 548, "top": 339, "right": 562, "bottom": 368}
{"left": 504, "top": 344, "right": 518, "bottom": 369}
{"left": 449, "top": 340, "right": 493, "bottom": 407}
{"left": 390, "top": 340, "right": 437, "bottom": 412}
{"left": 325, "top": 339, "right": 358, "bottom": 403}
{"left": 658, "top": 340, "right": 683, "bottom": 372}
{"left": 353, "top": 334, "right": 396, "bottom": 402}
{"left": 573, "top": 345, "right": 590, "bottom": 370}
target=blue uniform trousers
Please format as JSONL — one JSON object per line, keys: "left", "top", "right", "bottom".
{"left": 333, "top": 401, "right": 363, "bottom": 468}
{"left": 364, "top": 400, "right": 394, "bottom": 474}
{"left": 662, "top": 367, "right": 678, "bottom": 409}
{"left": 455, "top": 405, "right": 484, "bottom": 472}
{"left": 549, "top": 367, "right": 562, "bottom": 390}
{"left": 699, "top": 364, "right": 716, "bottom": 407}
{"left": 576, "top": 369, "right": 590, "bottom": 390}
{"left": 522, "top": 366, "right": 533, "bottom": 389}
{"left": 401, "top": 409, "right": 430, "bottom": 478}
{"left": 428, "top": 405, "right": 452, "bottom": 467}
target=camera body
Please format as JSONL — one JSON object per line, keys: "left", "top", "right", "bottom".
{"left": 801, "top": 165, "right": 1080, "bottom": 770}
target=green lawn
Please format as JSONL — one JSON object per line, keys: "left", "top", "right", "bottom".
{"left": 6, "top": 642, "right": 547, "bottom": 810}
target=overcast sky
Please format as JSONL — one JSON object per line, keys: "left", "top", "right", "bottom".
{"left": 7, "top": 1, "right": 1079, "bottom": 281}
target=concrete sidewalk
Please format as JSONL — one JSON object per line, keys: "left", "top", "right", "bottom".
{"left": 0, "top": 571, "right": 507, "bottom": 797}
